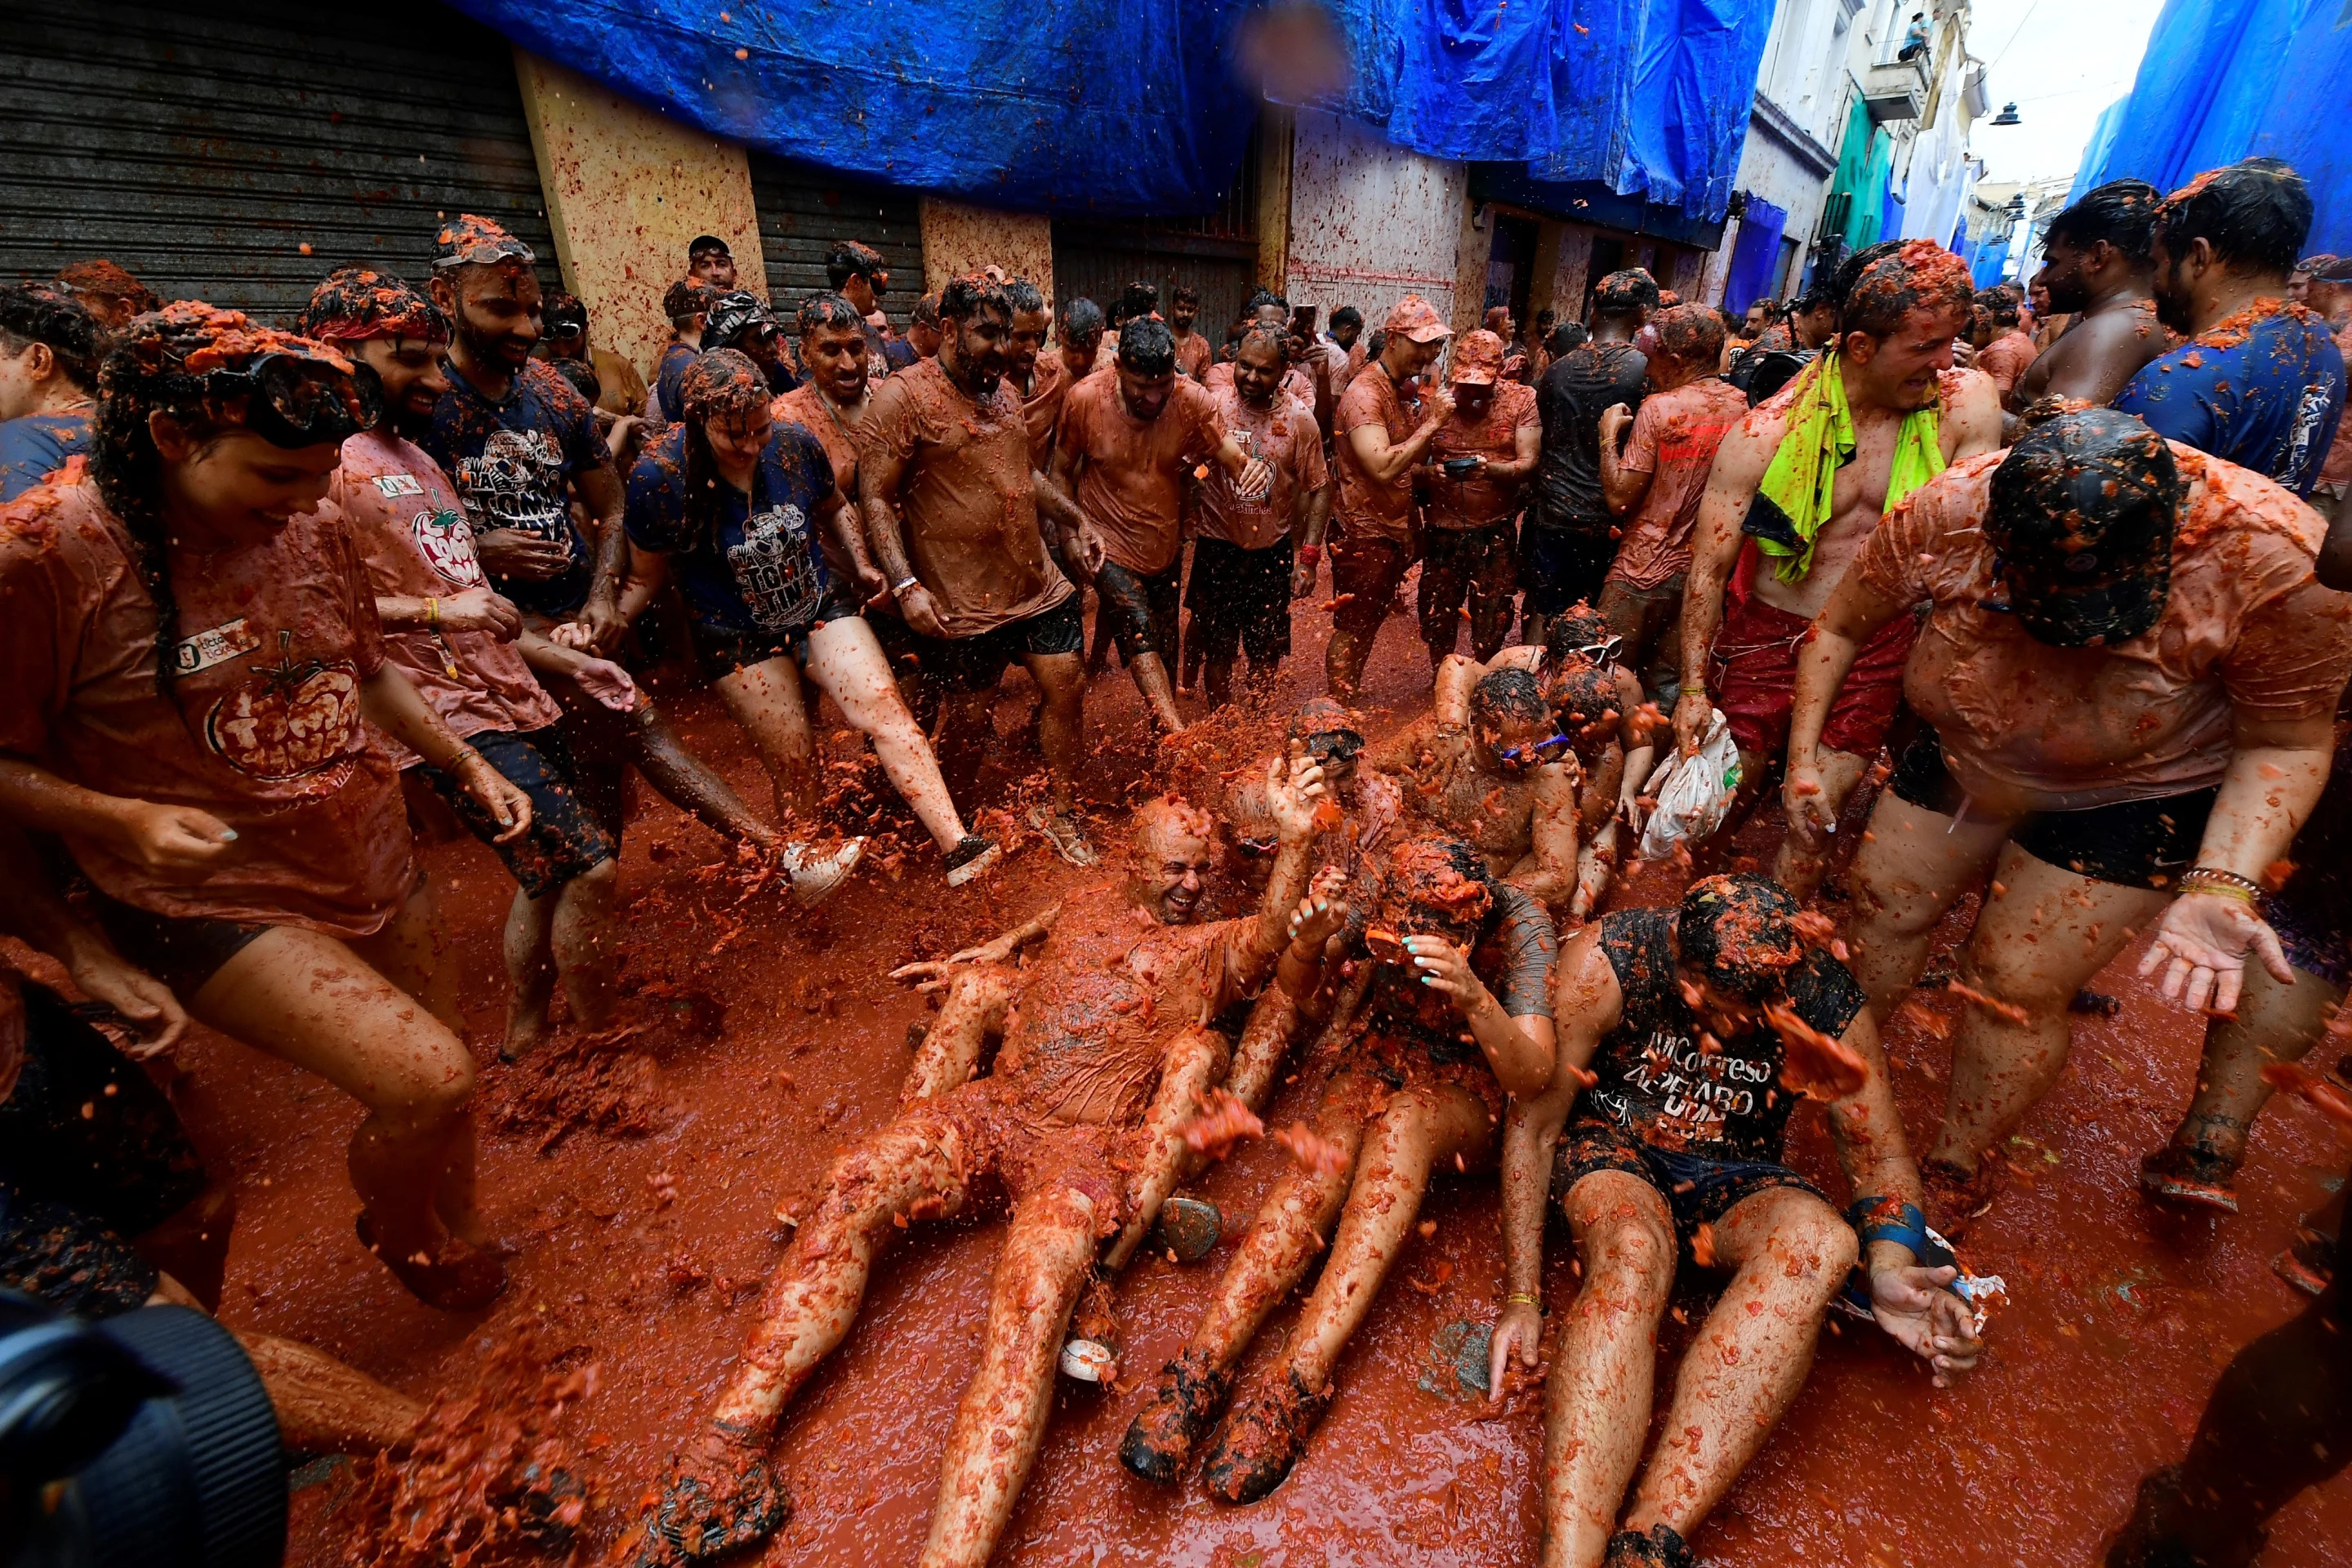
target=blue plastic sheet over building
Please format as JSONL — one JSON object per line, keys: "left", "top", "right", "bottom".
{"left": 1325, "top": 0, "right": 1773, "bottom": 220}
{"left": 444, "top": 0, "right": 1261, "bottom": 215}
{"left": 452, "top": 1, "right": 1775, "bottom": 225}
{"left": 2072, "top": 0, "right": 2352, "bottom": 256}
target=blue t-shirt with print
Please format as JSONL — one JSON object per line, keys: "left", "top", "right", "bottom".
{"left": 0, "top": 411, "right": 91, "bottom": 501}
{"left": 624, "top": 421, "right": 836, "bottom": 638}
{"left": 420, "top": 358, "right": 608, "bottom": 617}
{"left": 2114, "top": 308, "right": 2345, "bottom": 497}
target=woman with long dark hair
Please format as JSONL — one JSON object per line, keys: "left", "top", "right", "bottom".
{"left": 0, "top": 301, "right": 533, "bottom": 1309}
{"left": 621, "top": 348, "right": 998, "bottom": 884}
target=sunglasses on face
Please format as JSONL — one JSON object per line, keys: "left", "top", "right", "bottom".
{"left": 1494, "top": 733, "right": 1575, "bottom": 768}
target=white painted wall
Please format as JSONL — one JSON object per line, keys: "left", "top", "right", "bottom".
{"left": 1284, "top": 109, "right": 1468, "bottom": 326}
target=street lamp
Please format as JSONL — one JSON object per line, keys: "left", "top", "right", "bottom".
{"left": 1991, "top": 101, "right": 2021, "bottom": 126}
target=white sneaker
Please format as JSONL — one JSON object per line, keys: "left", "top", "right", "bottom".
{"left": 777, "top": 837, "right": 866, "bottom": 907}
{"left": 1027, "top": 806, "right": 1098, "bottom": 867}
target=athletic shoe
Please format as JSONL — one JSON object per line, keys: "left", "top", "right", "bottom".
{"left": 942, "top": 834, "right": 1001, "bottom": 886}
{"left": 1028, "top": 805, "right": 1098, "bottom": 866}
{"left": 777, "top": 837, "right": 866, "bottom": 907}
{"left": 1605, "top": 1525, "right": 1698, "bottom": 1568}
{"left": 1200, "top": 1366, "right": 1334, "bottom": 1504}
{"left": 1120, "top": 1345, "right": 1236, "bottom": 1485}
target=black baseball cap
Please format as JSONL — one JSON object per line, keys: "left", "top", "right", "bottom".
{"left": 1984, "top": 408, "right": 2183, "bottom": 648}
{"left": 688, "top": 234, "right": 733, "bottom": 259}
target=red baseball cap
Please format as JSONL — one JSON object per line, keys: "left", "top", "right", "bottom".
{"left": 1450, "top": 328, "right": 1506, "bottom": 385}
{"left": 1383, "top": 293, "right": 1451, "bottom": 344}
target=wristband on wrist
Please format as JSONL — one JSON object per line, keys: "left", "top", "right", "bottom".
{"left": 890, "top": 574, "right": 920, "bottom": 598}
{"left": 2178, "top": 866, "right": 2261, "bottom": 902}
{"left": 424, "top": 595, "right": 439, "bottom": 627}
{"left": 1844, "top": 1196, "right": 1928, "bottom": 1258}
{"left": 1503, "top": 1291, "right": 1543, "bottom": 1309}
{"left": 445, "top": 745, "right": 483, "bottom": 772}
{"left": 1297, "top": 542, "right": 1321, "bottom": 566}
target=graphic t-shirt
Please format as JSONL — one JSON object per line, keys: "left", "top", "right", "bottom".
{"left": 1058, "top": 373, "right": 1229, "bottom": 576}
{"left": 2115, "top": 305, "right": 2346, "bottom": 497}
{"left": 0, "top": 412, "right": 91, "bottom": 503}
{"left": 1535, "top": 341, "right": 1648, "bottom": 531}
{"left": 331, "top": 428, "right": 561, "bottom": 764}
{"left": 1425, "top": 381, "right": 1539, "bottom": 530}
{"left": 1609, "top": 376, "right": 1749, "bottom": 589}
{"left": 625, "top": 422, "right": 836, "bottom": 638}
{"left": 422, "top": 359, "right": 608, "bottom": 619}
{"left": 653, "top": 341, "right": 700, "bottom": 423}
{"left": 1192, "top": 381, "right": 1327, "bottom": 551}
{"left": 1582, "top": 907, "right": 1866, "bottom": 1161}
{"left": 861, "top": 357, "right": 1071, "bottom": 637}
{"left": 0, "top": 479, "right": 410, "bottom": 935}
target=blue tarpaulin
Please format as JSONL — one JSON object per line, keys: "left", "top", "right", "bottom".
{"left": 1972, "top": 236, "right": 2011, "bottom": 287}
{"left": 1328, "top": 0, "right": 1774, "bottom": 220}
{"left": 448, "top": 0, "right": 1775, "bottom": 223}
{"left": 2072, "top": 0, "right": 2352, "bottom": 255}
{"left": 446, "top": 0, "right": 1261, "bottom": 215}
{"left": 1722, "top": 196, "right": 1787, "bottom": 314}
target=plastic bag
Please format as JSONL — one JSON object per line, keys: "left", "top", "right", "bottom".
{"left": 1637, "top": 706, "right": 1742, "bottom": 859}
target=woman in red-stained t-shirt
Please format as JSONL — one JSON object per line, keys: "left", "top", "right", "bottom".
{"left": 0, "top": 302, "right": 532, "bottom": 1311}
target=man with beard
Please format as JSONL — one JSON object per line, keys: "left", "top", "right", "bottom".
{"left": 2117, "top": 158, "right": 2345, "bottom": 497}
{"left": 687, "top": 234, "right": 737, "bottom": 292}
{"left": 0, "top": 285, "right": 101, "bottom": 502}
{"left": 700, "top": 290, "right": 799, "bottom": 395}
{"left": 826, "top": 239, "right": 909, "bottom": 379}
{"left": 423, "top": 219, "right": 858, "bottom": 902}
{"left": 1419, "top": 327, "right": 1540, "bottom": 670}
{"left": 1674, "top": 241, "right": 2001, "bottom": 900}
{"left": 860, "top": 275, "right": 1096, "bottom": 864}
{"left": 1053, "top": 314, "right": 1271, "bottom": 736}
{"left": 1187, "top": 324, "right": 1331, "bottom": 707}
{"left": 1203, "top": 292, "right": 1320, "bottom": 416}
{"left": 299, "top": 269, "right": 626, "bottom": 1058}
{"left": 1325, "top": 295, "right": 1454, "bottom": 702}
{"left": 2013, "top": 180, "right": 2169, "bottom": 414}
{"left": 1016, "top": 292, "right": 1102, "bottom": 469}
{"left": 774, "top": 292, "right": 883, "bottom": 599}
{"left": 630, "top": 764, "right": 1333, "bottom": 1568}
{"left": 1529, "top": 271, "right": 1657, "bottom": 641}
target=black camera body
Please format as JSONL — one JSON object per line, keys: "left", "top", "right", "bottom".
{"left": 0, "top": 1291, "right": 284, "bottom": 1568}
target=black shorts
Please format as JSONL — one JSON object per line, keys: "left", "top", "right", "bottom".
{"left": 684, "top": 589, "right": 856, "bottom": 682}
{"left": 421, "top": 726, "right": 617, "bottom": 899}
{"left": 1519, "top": 524, "right": 1615, "bottom": 617}
{"left": 1187, "top": 536, "right": 1294, "bottom": 667}
{"left": 893, "top": 591, "right": 1085, "bottom": 695}
{"left": 1555, "top": 1120, "right": 1823, "bottom": 1265}
{"left": 1095, "top": 557, "right": 1183, "bottom": 663}
{"left": 1, "top": 984, "right": 209, "bottom": 1316}
{"left": 89, "top": 896, "right": 270, "bottom": 1000}
{"left": 1887, "top": 727, "right": 2219, "bottom": 892}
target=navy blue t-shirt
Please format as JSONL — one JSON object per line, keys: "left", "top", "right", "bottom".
{"left": 420, "top": 359, "right": 608, "bottom": 617}
{"left": 653, "top": 341, "right": 699, "bottom": 423}
{"left": 0, "top": 411, "right": 91, "bottom": 501}
{"left": 623, "top": 421, "right": 836, "bottom": 638}
{"left": 2115, "top": 308, "right": 2345, "bottom": 497}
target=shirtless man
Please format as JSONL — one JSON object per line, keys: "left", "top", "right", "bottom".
{"left": 1972, "top": 290, "right": 2038, "bottom": 403}
{"left": 1120, "top": 835, "right": 1556, "bottom": 1501}
{"left": 1368, "top": 666, "right": 1580, "bottom": 910}
{"left": 629, "top": 763, "right": 1332, "bottom": 1568}
{"left": 1053, "top": 314, "right": 1270, "bottom": 735}
{"left": 1675, "top": 239, "right": 2002, "bottom": 899}
{"left": 2012, "top": 180, "right": 2168, "bottom": 416}
{"left": 860, "top": 275, "right": 1096, "bottom": 864}
{"left": 1434, "top": 606, "right": 1656, "bottom": 914}
{"left": 1013, "top": 292, "right": 1100, "bottom": 470}
{"left": 1496, "top": 874, "right": 1978, "bottom": 1568}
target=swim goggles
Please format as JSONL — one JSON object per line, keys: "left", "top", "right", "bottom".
{"left": 203, "top": 353, "right": 381, "bottom": 448}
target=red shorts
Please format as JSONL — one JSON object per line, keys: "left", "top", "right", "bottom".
{"left": 1709, "top": 590, "right": 1916, "bottom": 760}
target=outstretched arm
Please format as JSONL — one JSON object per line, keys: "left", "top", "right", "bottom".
{"left": 1782, "top": 560, "right": 1914, "bottom": 840}
{"left": 1823, "top": 1007, "right": 1980, "bottom": 1386}
{"left": 889, "top": 901, "right": 1064, "bottom": 989}
{"left": 1489, "top": 929, "right": 1614, "bottom": 1394}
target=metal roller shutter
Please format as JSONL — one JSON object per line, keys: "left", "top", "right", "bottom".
{"left": 0, "top": 0, "right": 556, "bottom": 324}
{"left": 1049, "top": 129, "right": 1261, "bottom": 341}
{"left": 747, "top": 154, "right": 924, "bottom": 332}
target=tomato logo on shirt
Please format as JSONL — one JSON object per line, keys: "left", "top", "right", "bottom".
{"left": 412, "top": 507, "right": 484, "bottom": 588}
{"left": 202, "top": 630, "right": 363, "bottom": 790}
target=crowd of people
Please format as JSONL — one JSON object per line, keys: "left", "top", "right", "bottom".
{"left": 2, "top": 149, "right": 2350, "bottom": 1568}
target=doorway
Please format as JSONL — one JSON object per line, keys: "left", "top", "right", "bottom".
{"left": 1485, "top": 212, "right": 1539, "bottom": 339}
